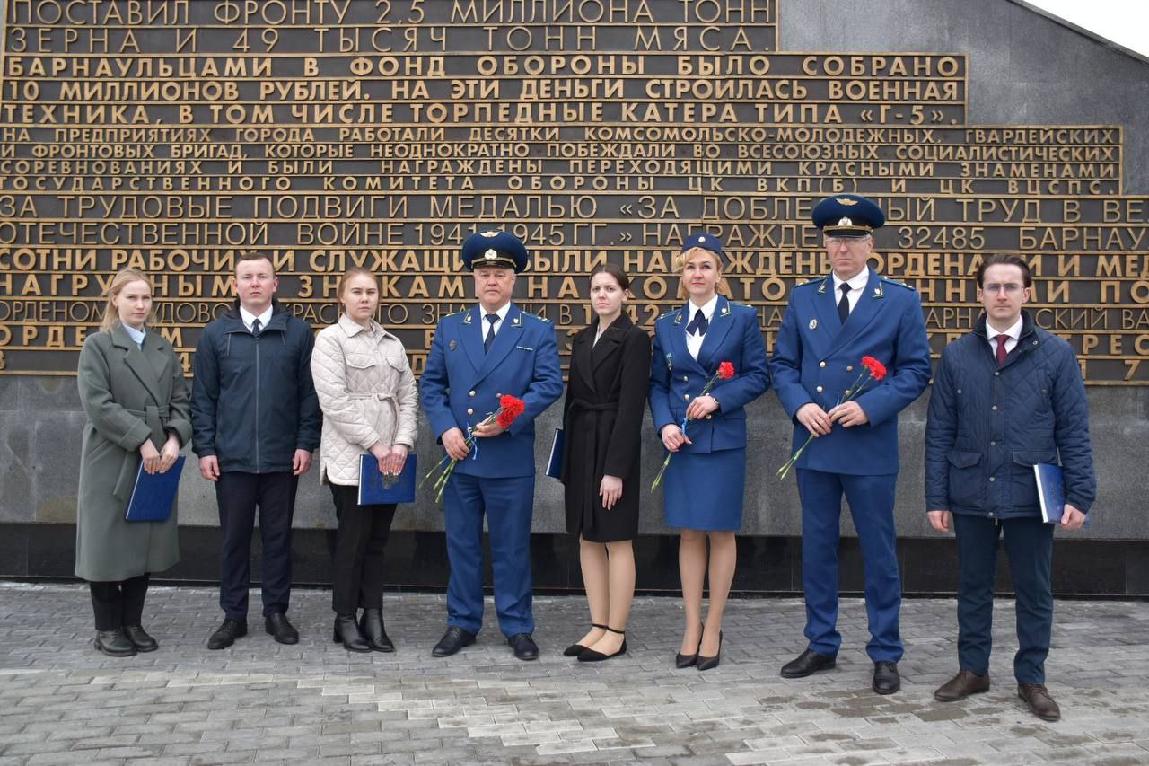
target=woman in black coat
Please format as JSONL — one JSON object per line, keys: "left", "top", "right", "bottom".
{"left": 561, "top": 264, "right": 652, "bottom": 661}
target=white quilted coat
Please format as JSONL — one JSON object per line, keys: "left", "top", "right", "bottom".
{"left": 311, "top": 314, "right": 418, "bottom": 486}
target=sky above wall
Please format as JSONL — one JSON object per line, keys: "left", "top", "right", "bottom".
{"left": 1027, "top": 0, "right": 1149, "bottom": 57}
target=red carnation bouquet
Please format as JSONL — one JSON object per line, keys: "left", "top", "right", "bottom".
{"left": 651, "top": 361, "right": 736, "bottom": 491}
{"left": 422, "top": 394, "right": 527, "bottom": 502}
{"left": 777, "top": 355, "right": 887, "bottom": 480}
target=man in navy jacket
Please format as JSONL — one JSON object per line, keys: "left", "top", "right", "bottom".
{"left": 192, "top": 252, "right": 321, "bottom": 650}
{"left": 770, "top": 194, "right": 931, "bottom": 695}
{"left": 925, "top": 254, "right": 1095, "bottom": 722}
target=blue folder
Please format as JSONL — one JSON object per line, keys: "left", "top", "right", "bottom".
{"left": 124, "top": 455, "right": 185, "bottom": 522}
{"left": 546, "top": 428, "right": 564, "bottom": 480}
{"left": 358, "top": 453, "right": 417, "bottom": 505}
{"left": 1033, "top": 462, "right": 1065, "bottom": 524}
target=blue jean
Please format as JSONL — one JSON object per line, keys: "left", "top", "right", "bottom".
{"left": 952, "top": 513, "right": 1054, "bottom": 684}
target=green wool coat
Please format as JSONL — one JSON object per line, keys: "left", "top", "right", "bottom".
{"left": 75, "top": 324, "right": 192, "bottom": 581}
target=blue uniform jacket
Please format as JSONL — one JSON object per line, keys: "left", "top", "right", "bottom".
{"left": 649, "top": 296, "right": 770, "bottom": 453}
{"left": 924, "top": 311, "right": 1095, "bottom": 517}
{"left": 769, "top": 271, "right": 931, "bottom": 475}
{"left": 421, "top": 304, "right": 563, "bottom": 478}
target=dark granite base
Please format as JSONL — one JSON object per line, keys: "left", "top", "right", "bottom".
{"left": 3, "top": 524, "right": 1147, "bottom": 598}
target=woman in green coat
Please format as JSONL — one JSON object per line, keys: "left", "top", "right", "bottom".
{"left": 76, "top": 268, "right": 191, "bottom": 656}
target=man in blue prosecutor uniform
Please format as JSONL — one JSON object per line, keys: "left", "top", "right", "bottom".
{"left": 769, "top": 194, "right": 931, "bottom": 694}
{"left": 420, "top": 230, "right": 564, "bottom": 660}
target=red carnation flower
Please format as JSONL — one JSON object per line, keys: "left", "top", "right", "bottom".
{"left": 717, "top": 361, "right": 735, "bottom": 380}
{"left": 862, "top": 356, "right": 887, "bottom": 381}
{"left": 496, "top": 395, "right": 527, "bottom": 429}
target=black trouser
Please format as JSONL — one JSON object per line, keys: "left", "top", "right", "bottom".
{"left": 216, "top": 471, "right": 298, "bottom": 620}
{"left": 328, "top": 482, "right": 396, "bottom": 615}
{"left": 89, "top": 575, "right": 149, "bottom": 631}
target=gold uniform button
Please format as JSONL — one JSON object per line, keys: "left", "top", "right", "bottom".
{"left": 496, "top": 392, "right": 502, "bottom": 397}
{"left": 468, "top": 390, "right": 476, "bottom": 397}
{"left": 683, "top": 375, "right": 689, "bottom": 382}
{"left": 684, "top": 394, "right": 690, "bottom": 400}
{"left": 815, "top": 385, "right": 823, "bottom": 393}
{"left": 819, "top": 361, "right": 827, "bottom": 368}
{"left": 466, "top": 408, "right": 474, "bottom": 415}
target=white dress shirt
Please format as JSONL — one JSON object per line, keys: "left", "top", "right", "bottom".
{"left": 121, "top": 323, "right": 146, "bottom": 348}
{"left": 831, "top": 266, "right": 870, "bottom": 315}
{"left": 986, "top": 315, "right": 1022, "bottom": 356}
{"left": 478, "top": 302, "right": 511, "bottom": 339}
{"left": 685, "top": 294, "right": 718, "bottom": 360}
{"left": 239, "top": 305, "right": 273, "bottom": 333}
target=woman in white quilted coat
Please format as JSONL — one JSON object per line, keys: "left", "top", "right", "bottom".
{"left": 311, "top": 268, "right": 418, "bottom": 652}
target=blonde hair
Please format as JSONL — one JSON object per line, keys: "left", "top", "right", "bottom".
{"left": 675, "top": 246, "right": 731, "bottom": 300}
{"left": 100, "top": 268, "right": 156, "bottom": 332}
{"left": 336, "top": 267, "right": 378, "bottom": 300}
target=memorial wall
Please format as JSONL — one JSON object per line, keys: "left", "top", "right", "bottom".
{"left": 2, "top": 0, "right": 1147, "bottom": 594}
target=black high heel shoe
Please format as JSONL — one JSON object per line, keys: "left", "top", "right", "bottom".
{"left": 564, "top": 623, "right": 608, "bottom": 657}
{"left": 675, "top": 622, "right": 704, "bottom": 669}
{"left": 697, "top": 630, "right": 723, "bottom": 672}
{"left": 333, "top": 614, "right": 371, "bottom": 653}
{"left": 577, "top": 627, "right": 627, "bottom": 662}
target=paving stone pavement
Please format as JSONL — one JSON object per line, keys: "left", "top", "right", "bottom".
{"left": 1, "top": 582, "right": 1147, "bottom": 765}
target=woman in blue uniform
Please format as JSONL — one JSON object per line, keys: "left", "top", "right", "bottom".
{"left": 561, "top": 264, "right": 651, "bottom": 662}
{"left": 649, "top": 233, "right": 770, "bottom": 670}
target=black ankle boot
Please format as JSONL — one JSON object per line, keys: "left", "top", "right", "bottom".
{"left": 359, "top": 609, "right": 394, "bottom": 653}
{"left": 333, "top": 614, "right": 370, "bottom": 653}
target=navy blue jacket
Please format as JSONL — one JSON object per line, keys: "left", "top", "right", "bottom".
{"left": 925, "top": 311, "right": 1096, "bottom": 517}
{"left": 191, "top": 299, "right": 321, "bottom": 473}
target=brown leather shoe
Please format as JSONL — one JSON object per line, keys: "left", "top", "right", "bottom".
{"left": 1018, "top": 683, "right": 1061, "bottom": 721}
{"left": 933, "top": 670, "right": 990, "bottom": 701}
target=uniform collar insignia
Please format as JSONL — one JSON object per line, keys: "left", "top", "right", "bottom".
{"left": 463, "top": 312, "right": 472, "bottom": 324}
{"left": 720, "top": 303, "right": 730, "bottom": 316}
{"left": 874, "top": 285, "right": 884, "bottom": 299}
{"left": 673, "top": 311, "right": 683, "bottom": 325}
{"left": 512, "top": 314, "right": 522, "bottom": 326}
{"left": 817, "top": 278, "right": 828, "bottom": 294}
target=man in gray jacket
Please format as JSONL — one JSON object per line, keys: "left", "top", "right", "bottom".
{"left": 925, "top": 254, "right": 1096, "bottom": 722}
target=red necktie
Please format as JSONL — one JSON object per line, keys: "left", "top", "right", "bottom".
{"left": 995, "top": 334, "right": 1008, "bottom": 367}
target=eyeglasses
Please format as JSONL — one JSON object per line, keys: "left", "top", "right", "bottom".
{"left": 982, "top": 283, "right": 1024, "bottom": 295}
{"left": 825, "top": 236, "right": 870, "bottom": 247}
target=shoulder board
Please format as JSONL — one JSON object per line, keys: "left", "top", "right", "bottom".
{"left": 792, "top": 277, "right": 825, "bottom": 290}
{"left": 656, "top": 309, "right": 680, "bottom": 322}
{"left": 880, "top": 276, "right": 914, "bottom": 290}
{"left": 520, "top": 310, "right": 550, "bottom": 323}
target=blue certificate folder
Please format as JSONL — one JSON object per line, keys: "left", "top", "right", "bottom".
{"left": 546, "top": 428, "right": 565, "bottom": 480}
{"left": 124, "top": 455, "right": 185, "bottom": 522}
{"left": 358, "top": 453, "right": 417, "bottom": 505}
{"left": 1033, "top": 463, "right": 1066, "bottom": 524}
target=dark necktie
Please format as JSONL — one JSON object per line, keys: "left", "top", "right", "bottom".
{"left": 483, "top": 313, "right": 499, "bottom": 352}
{"left": 837, "top": 283, "right": 851, "bottom": 324}
{"left": 686, "top": 308, "right": 708, "bottom": 337}
{"left": 995, "top": 334, "right": 1008, "bottom": 367}
{"left": 251, "top": 318, "right": 261, "bottom": 337}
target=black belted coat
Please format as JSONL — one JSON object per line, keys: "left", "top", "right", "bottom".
{"left": 560, "top": 313, "right": 651, "bottom": 541}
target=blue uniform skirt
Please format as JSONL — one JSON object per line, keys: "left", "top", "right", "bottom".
{"left": 662, "top": 447, "right": 746, "bottom": 532}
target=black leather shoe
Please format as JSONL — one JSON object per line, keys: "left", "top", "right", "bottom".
{"left": 675, "top": 622, "right": 704, "bottom": 669}
{"left": 432, "top": 626, "right": 476, "bottom": 657}
{"left": 93, "top": 629, "right": 136, "bottom": 657}
{"left": 264, "top": 612, "right": 299, "bottom": 645}
{"left": 696, "top": 631, "right": 723, "bottom": 672}
{"left": 333, "top": 614, "right": 370, "bottom": 653}
{"left": 873, "top": 661, "right": 901, "bottom": 695}
{"left": 508, "top": 633, "right": 539, "bottom": 661}
{"left": 123, "top": 625, "right": 158, "bottom": 653}
{"left": 780, "top": 648, "right": 837, "bottom": 678}
{"left": 934, "top": 670, "right": 990, "bottom": 702}
{"left": 564, "top": 623, "right": 607, "bottom": 657}
{"left": 206, "top": 618, "right": 247, "bottom": 650}
{"left": 577, "top": 628, "right": 627, "bottom": 662}
{"left": 359, "top": 609, "right": 395, "bottom": 653}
